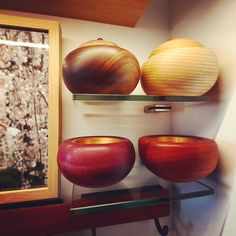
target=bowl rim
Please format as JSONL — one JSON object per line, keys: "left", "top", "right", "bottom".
{"left": 62, "top": 136, "right": 132, "bottom": 146}
{"left": 138, "top": 135, "right": 217, "bottom": 145}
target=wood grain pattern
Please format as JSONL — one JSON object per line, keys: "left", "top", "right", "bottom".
{"left": 57, "top": 136, "right": 135, "bottom": 187}
{"left": 139, "top": 135, "right": 219, "bottom": 182}
{"left": 0, "top": 0, "right": 150, "bottom": 27}
{"left": 63, "top": 39, "right": 140, "bottom": 94}
{"left": 149, "top": 38, "right": 203, "bottom": 58}
{"left": 141, "top": 38, "right": 219, "bottom": 96}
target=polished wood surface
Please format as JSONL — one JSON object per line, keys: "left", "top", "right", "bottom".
{"left": 63, "top": 39, "right": 140, "bottom": 94}
{"left": 139, "top": 135, "right": 219, "bottom": 182}
{"left": 0, "top": 0, "right": 150, "bottom": 27}
{"left": 141, "top": 38, "right": 219, "bottom": 96}
{"left": 58, "top": 136, "right": 135, "bottom": 188}
{"left": 0, "top": 194, "right": 169, "bottom": 235}
{"left": 149, "top": 38, "right": 203, "bottom": 58}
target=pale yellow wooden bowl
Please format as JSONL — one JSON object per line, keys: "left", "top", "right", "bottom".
{"left": 141, "top": 38, "right": 219, "bottom": 96}
{"left": 148, "top": 38, "right": 203, "bottom": 58}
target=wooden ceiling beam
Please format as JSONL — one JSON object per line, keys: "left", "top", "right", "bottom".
{"left": 0, "top": 0, "right": 150, "bottom": 27}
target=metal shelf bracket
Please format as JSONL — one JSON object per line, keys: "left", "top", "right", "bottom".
{"left": 144, "top": 104, "right": 172, "bottom": 113}
{"left": 91, "top": 228, "right": 96, "bottom": 236}
{"left": 154, "top": 218, "right": 169, "bottom": 236}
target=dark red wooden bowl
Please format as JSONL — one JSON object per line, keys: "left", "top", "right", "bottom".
{"left": 138, "top": 135, "right": 219, "bottom": 182}
{"left": 57, "top": 136, "right": 135, "bottom": 188}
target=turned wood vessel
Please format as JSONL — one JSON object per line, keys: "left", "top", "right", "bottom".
{"left": 141, "top": 38, "right": 219, "bottom": 96}
{"left": 57, "top": 136, "right": 135, "bottom": 188}
{"left": 63, "top": 39, "right": 140, "bottom": 94}
{"left": 138, "top": 135, "right": 219, "bottom": 182}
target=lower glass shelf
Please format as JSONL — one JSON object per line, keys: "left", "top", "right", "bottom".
{"left": 70, "top": 181, "right": 214, "bottom": 216}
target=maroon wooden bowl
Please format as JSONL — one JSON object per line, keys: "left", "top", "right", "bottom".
{"left": 138, "top": 135, "right": 219, "bottom": 182}
{"left": 57, "top": 136, "right": 135, "bottom": 188}
{"left": 62, "top": 39, "right": 140, "bottom": 94}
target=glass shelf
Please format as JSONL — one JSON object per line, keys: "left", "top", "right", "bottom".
{"left": 73, "top": 94, "right": 209, "bottom": 102}
{"left": 70, "top": 181, "right": 214, "bottom": 216}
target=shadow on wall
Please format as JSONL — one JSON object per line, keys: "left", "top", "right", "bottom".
{"left": 205, "top": 69, "right": 236, "bottom": 104}
{"left": 170, "top": 0, "right": 221, "bottom": 29}
{"left": 136, "top": 0, "right": 169, "bottom": 31}
{"left": 170, "top": 186, "right": 194, "bottom": 236}
{"left": 204, "top": 73, "right": 223, "bottom": 102}
{"left": 172, "top": 71, "right": 232, "bottom": 140}
{"left": 170, "top": 178, "right": 230, "bottom": 236}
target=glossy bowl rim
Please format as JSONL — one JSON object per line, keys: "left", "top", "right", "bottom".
{"left": 62, "top": 136, "right": 132, "bottom": 145}
{"left": 138, "top": 135, "right": 216, "bottom": 145}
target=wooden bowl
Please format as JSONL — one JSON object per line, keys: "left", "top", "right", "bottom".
{"left": 141, "top": 38, "right": 219, "bottom": 96}
{"left": 63, "top": 39, "right": 140, "bottom": 94}
{"left": 57, "top": 136, "right": 135, "bottom": 188}
{"left": 148, "top": 38, "right": 203, "bottom": 58}
{"left": 138, "top": 135, "right": 219, "bottom": 182}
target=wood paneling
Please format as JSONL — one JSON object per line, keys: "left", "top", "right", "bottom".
{"left": 0, "top": 0, "right": 150, "bottom": 27}
{"left": 0, "top": 199, "right": 169, "bottom": 235}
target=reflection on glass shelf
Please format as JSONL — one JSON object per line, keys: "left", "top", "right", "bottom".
{"left": 73, "top": 94, "right": 209, "bottom": 102}
{"left": 70, "top": 181, "right": 214, "bottom": 216}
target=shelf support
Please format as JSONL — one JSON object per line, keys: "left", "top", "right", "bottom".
{"left": 91, "top": 228, "right": 96, "bottom": 236}
{"left": 154, "top": 218, "right": 169, "bottom": 236}
{"left": 144, "top": 104, "right": 172, "bottom": 113}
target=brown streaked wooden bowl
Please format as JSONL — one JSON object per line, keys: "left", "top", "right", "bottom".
{"left": 138, "top": 135, "right": 219, "bottom": 182}
{"left": 62, "top": 39, "right": 140, "bottom": 94}
{"left": 57, "top": 136, "right": 135, "bottom": 188}
{"left": 141, "top": 38, "right": 219, "bottom": 96}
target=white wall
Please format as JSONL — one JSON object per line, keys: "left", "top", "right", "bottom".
{"left": 1, "top": 0, "right": 173, "bottom": 235}
{"left": 3, "top": 1, "right": 235, "bottom": 235}
{"left": 170, "top": 0, "right": 236, "bottom": 235}
{"left": 59, "top": 1, "right": 172, "bottom": 235}
{"left": 60, "top": 0, "right": 171, "bottom": 200}
{"left": 216, "top": 84, "right": 236, "bottom": 235}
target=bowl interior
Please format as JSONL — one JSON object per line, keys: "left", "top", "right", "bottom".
{"left": 72, "top": 136, "right": 122, "bottom": 145}
{"left": 145, "top": 136, "right": 202, "bottom": 144}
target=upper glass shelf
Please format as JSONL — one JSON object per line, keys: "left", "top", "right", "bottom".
{"left": 73, "top": 94, "right": 209, "bottom": 102}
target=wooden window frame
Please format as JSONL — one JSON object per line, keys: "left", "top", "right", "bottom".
{"left": 0, "top": 14, "right": 61, "bottom": 204}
